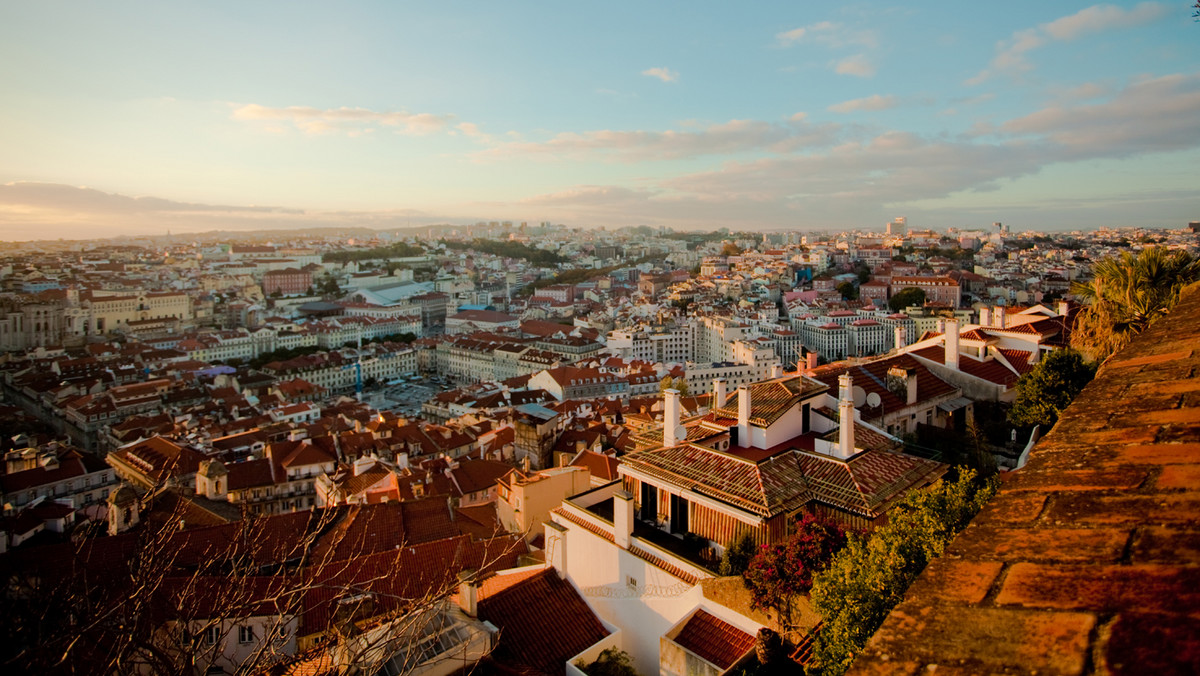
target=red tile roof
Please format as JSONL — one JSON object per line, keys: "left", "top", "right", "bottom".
{"left": 797, "top": 449, "right": 948, "bottom": 518}
{"left": 622, "top": 444, "right": 812, "bottom": 517}
{"left": 672, "top": 610, "right": 756, "bottom": 670}
{"left": 479, "top": 568, "right": 609, "bottom": 674}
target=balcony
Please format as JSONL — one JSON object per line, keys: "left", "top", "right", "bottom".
{"left": 632, "top": 520, "right": 720, "bottom": 576}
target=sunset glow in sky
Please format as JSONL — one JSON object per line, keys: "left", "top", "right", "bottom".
{"left": 1, "top": 1, "right": 1198, "bottom": 239}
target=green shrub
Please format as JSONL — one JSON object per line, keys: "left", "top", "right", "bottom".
{"left": 805, "top": 469, "right": 998, "bottom": 675}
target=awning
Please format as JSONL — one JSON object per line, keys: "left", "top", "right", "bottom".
{"left": 938, "top": 396, "right": 973, "bottom": 413}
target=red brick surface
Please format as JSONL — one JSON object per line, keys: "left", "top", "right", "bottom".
{"left": 850, "top": 286, "right": 1200, "bottom": 675}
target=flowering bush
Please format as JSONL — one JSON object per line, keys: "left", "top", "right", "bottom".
{"left": 743, "top": 514, "right": 847, "bottom": 621}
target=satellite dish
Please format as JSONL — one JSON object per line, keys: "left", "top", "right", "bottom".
{"left": 673, "top": 425, "right": 688, "bottom": 442}
{"left": 866, "top": 392, "right": 882, "bottom": 408}
{"left": 852, "top": 386, "right": 867, "bottom": 407}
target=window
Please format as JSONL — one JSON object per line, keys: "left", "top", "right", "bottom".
{"left": 238, "top": 625, "right": 254, "bottom": 644}
{"left": 204, "top": 626, "right": 220, "bottom": 646}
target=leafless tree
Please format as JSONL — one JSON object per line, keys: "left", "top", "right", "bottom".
{"left": 0, "top": 489, "right": 525, "bottom": 675}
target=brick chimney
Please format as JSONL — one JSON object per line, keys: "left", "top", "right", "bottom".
{"left": 662, "top": 388, "right": 681, "bottom": 447}
{"left": 806, "top": 352, "right": 818, "bottom": 372}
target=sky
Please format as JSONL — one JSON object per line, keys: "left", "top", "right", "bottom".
{"left": 1, "top": 1, "right": 1198, "bottom": 240}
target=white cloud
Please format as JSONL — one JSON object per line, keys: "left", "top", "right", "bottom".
{"left": 968, "top": 3, "right": 1169, "bottom": 84}
{"left": 1061, "top": 82, "right": 1109, "bottom": 100}
{"left": 1000, "top": 73, "right": 1200, "bottom": 156}
{"left": 776, "top": 21, "right": 873, "bottom": 48}
{"left": 1042, "top": 2, "right": 1168, "bottom": 40}
{"left": 232, "top": 104, "right": 453, "bottom": 135}
{"left": 834, "top": 54, "right": 876, "bottom": 78}
{"left": 776, "top": 22, "right": 836, "bottom": 45}
{"left": 789, "top": 112, "right": 808, "bottom": 122}
{"left": 475, "top": 118, "right": 841, "bottom": 162}
{"left": 828, "top": 94, "right": 897, "bottom": 113}
{"left": 641, "top": 67, "right": 679, "bottom": 83}
{"left": 498, "top": 72, "right": 1200, "bottom": 229}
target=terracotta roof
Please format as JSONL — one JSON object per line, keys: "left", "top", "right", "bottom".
{"left": 570, "top": 450, "right": 620, "bottom": 482}
{"left": 797, "top": 449, "right": 947, "bottom": 518}
{"left": 0, "top": 457, "right": 88, "bottom": 493}
{"left": 479, "top": 568, "right": 609, "bottom": 674}
{"left": 850, "top": 284, "right": 1200, "bottom": 675}
{"left": 622, "top": 444, "right": 811, "bottom": 517}
{"left": 226, "top": 458, "right": 276, "bottom": 490}
{"left": 710, "top": 375, "right": 829, "bottom": 428}
{"left": 672, "top": 610, "right": 756, "bottom": 670}
{"left": 809, "top": 354, "right": 958, "bottom": 419}
{"left": 910, "top": 345, "right": 1021, "bottom": 388}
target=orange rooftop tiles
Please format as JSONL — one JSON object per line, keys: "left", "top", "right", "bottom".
{"left": 849, "top": 286, "right": 1200, "bottom": 676}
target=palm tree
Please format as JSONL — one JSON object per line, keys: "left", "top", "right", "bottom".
{"left": 1070, "top": 247, "right": 1200, "bottom": 362}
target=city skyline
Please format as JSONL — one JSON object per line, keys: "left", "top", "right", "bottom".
{"left": 2, "top": 1, "right": 1199, "bottom": 240}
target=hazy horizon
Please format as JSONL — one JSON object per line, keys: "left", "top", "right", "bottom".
{"left": 2, "top": 2, "right": 1198, "bottom": 240}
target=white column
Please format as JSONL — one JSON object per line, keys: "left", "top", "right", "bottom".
{"left": 663, "top": 389, "right": 681, "bottom": 447}
{"left": 944, "top": 319, "right": 960, "bottom": 370}
{"left": 613, "top": 490, "right": 634, "bottom": 550}
{"left": 736, "top": 386, "right": 752, "bottom": 447}
{"left": 838, "top": 374, "right": 855, "bottom": 459}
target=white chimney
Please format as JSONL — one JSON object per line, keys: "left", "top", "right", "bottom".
{"left": 663, "top": 388, "right": 681, "bottom": 447}
{"left": 994, "top": 306, "right": 1006, "bottom": 329}
{"left": 736, "top": 386, "right": 752, "bottom": 448}
{"left": 837, "top": 374, "right": 855, "bottom": 459}
{"left": 936, "top": 319, "right": 946, "bottom": 334}
{"left": 944, "top": 319, "right": 960, "bottom": 370}
{"left": 457, "top": 570, "right": 478, "bottom": 617}
{"left": 894, "top": 326, "right": 906, "bottom": 351}
{"left": 613, "top": 490, "right": 634, "bottom": 550}
{"left": 979, "top": 307, "right": 991, "bottom": 327}
{"left": 713, "top": 378, "right": 728, "bottom": 409}
{"left": 1057, "top": 300, "right": 1069, "bottom": 317}
{"left": 353, "top": 454, "right": 375, "bottom": 477}
{"left": 545, "top": 521, "right": 568, "bottom": 578}
{"left": 771, "top": 363, "right": 784, "bottom": 379}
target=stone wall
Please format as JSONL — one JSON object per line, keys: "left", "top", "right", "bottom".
{"left": 850, "top": 285, "right": 1200, "bottom": 675}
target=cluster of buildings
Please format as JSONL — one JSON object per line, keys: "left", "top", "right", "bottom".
{"left": 0, "top": 220, "right": 1196, "bottom": 674}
